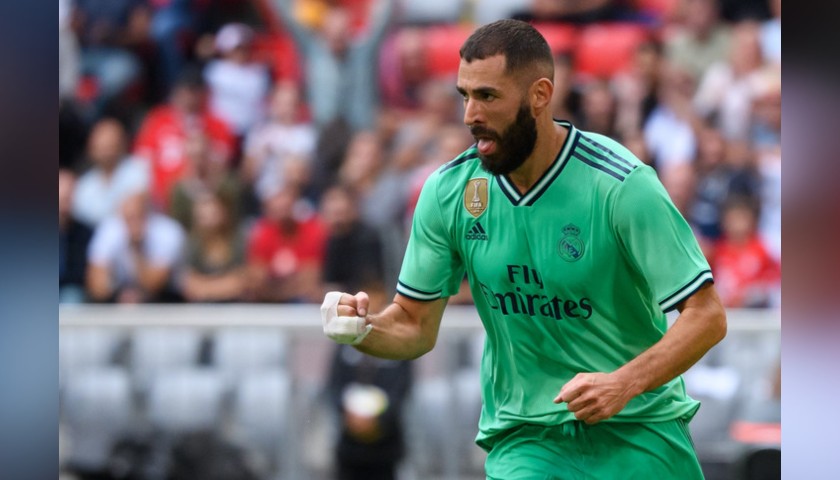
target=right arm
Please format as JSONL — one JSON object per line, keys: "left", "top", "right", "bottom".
{"left": 336, "top": 291, "right": 448, "bottom": 360}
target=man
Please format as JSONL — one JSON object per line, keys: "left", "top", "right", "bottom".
{"left": 133, "top": 66, "right": 235, "bottom": 210}
{"left": 87, "top": 190, "right": 185, "bottom": 303}
{"left": 321, "top": 20, "right": 726, "bottom": 479}
{"left": 73, "top": 118, "right": 149, "bottom": 227}
{"left": 247, "top": 187, "right": 326, "bottom": 303}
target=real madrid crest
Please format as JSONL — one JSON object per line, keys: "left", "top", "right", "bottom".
{"left": 464, "top": 178, "right": 489, "bottom": 218}
{"left": 558, "top": 224, "right": 585, "bottom": 262}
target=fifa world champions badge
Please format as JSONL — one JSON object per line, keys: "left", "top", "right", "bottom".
{"left": 558, "top": 223, "right": 585, "bottom": 262}
{"left": 464, "top": 178, "right": 489, "bottom": 218}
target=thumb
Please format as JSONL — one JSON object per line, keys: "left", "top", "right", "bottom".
{"left": 354, "top": 291, "right": 370, "bottom": 317}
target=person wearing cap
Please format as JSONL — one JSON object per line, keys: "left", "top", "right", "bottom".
{"left": 204, "top": 23, "right": 272, "bottom": 138}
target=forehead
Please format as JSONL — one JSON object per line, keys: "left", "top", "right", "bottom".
{"left": 456, "top": 55, "right": 515, "bottom": 91}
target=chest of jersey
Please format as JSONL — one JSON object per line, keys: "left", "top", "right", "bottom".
{"left": 457, "top": 174, "right": 623, "bottom": 320}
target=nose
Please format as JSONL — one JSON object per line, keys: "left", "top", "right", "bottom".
{"left": 463, "top": 97, "right": 483, "bottom": 127}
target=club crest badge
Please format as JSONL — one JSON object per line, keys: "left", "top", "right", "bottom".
{"left": 464, "top": 178, "right": 489, "bottom": 218}
{"left": 558, "top": 224, "right": 585, "bottom": 262}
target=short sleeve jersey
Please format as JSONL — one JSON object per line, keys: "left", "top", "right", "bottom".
{"left": 396, "top": 122, "right": 713, "bottom": 450}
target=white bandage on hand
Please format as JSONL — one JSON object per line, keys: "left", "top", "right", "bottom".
{"left": 321, "top": 291, "right": 373, "bottom": 345}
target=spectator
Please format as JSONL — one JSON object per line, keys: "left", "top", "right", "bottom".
{"left": 613, "top": 38, "right": 664, "bottom": 137}
{"left": 378, "top": 26, "right": 428, "bottom": 113}
{"left": 750, "top": 71, "right": 781, "bottom": 264}
{"left": 86, "top": 190, "right": 186, "bottom": 303}
{"left": 72, "top": 118, "right": 149, "bottom": 227}
{"left": 274, "top": 0, "right": 395, "bottom": 130}
{"left": 549, "top": 54, "right": 582, "bottom": 124}
{"left": 180, "top": 191, "right": 249, "bottom": 302}
{"left": 664, "top": 0, "right": 732, "bottom": 83}
{"left": 133, "top": 66, "right": 236, "bottom": 209}
{"left": 60, "top": 169, "right": 93, "bottom": 303}
{"left": 70, "top": 0, "right": 151, "bottom": 120}
{"left": 577, "top": 79, "right": 619, "bottom": 139}
{"left": 643, "top": 61, "right": 698, "bottom": 172}
{"left": 321, "top": 184, "right": 386, "bottom": 295}
{"left": 242, "top": 81, "right": 317, "bottom": 203}
{"left": 337, "top": 131, "right": 410, "bottom": 239}
{"left": 759, "top": 0, "right": 781, "bottom": 66}
{"left": 204, "top": 22, "right": 272, "bottom": 138}
{"left": 247, "top": 187, "right": 326, "bottom": 302}
{"left": 690, "top": 127, "right": 762, "bottom": 243}
{"left": 326, "top": 280, "right": 413, "bottom": 480}
{"left": 169, "top": 131, "right": 243, "bottom": 230}
{"left": 693, "top": 21, "right": 768, "bottom": 141}
{"left": 711, "top": 195, "right": 780, "bottom": 308}
{"left": 147, "top": 0, "right": 210, "bottom": 99}
{"left": 389, "top": 79, "right": 461, "bottom": 172}
{"left": 660, "top": 161, "right": 697, "bottom": 217}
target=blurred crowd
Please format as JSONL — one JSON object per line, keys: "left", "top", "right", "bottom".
{"left": 58, "top": 0, "right": 781, "bottom": 310}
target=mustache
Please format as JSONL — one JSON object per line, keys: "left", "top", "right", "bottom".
{"left": 470, "top": 126, "right": 498, "bottom": 139}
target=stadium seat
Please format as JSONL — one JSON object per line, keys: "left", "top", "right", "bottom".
{"left": 532, "top": 22, "right": 579, "bottom": 55}
{"left": 211, "top": 328, "right": 289, "bottom": 392}
{"left": 423, "top": 25, "right": 474, "bottom": 78}
{"left": 231, "top": 369, "right": 293, "bottom": 473}
{"left": 398, "top": 0, "right": 466, "bottom": 25}
{"left": 147, "top": 369, "right": 226, "bottom": 435}
{"left": 61, "top": 367, "right": 134, "bottom": 472}
{"left": 573, "top": 23, "right": 649, "bottom": 79}
{"left": 59, "top": 328, "right": 124, "bottom": 388}
{"left": 129, "top": 328, "right": 203, "bottom": 394}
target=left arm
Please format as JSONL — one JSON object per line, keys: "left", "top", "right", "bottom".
{"left": 556, "top": 282, "right": 726, "bottom": 424}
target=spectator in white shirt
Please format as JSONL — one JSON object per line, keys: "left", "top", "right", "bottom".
{"left": 86, "top": 190, "right": 185, "bottom": 303}
{"left": 72, "top": 118, "right": 149, "bottom": 227}
{"left": 242, "top": 81, "right": 317, "bottom": 202}
{"left": 204, "top": 22, "right": 271, "bottom": 137}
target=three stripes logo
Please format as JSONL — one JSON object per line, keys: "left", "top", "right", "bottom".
{"left": 466, "top": 222, "right": 488, "bottom": 241}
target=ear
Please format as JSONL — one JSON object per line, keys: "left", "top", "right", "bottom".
{"left": 529, "top": 77, "right": 554, "bottom": 117}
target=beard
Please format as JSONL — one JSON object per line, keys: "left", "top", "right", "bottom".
{"left": 472, "top": 102, "right": 538, "bottom": 176}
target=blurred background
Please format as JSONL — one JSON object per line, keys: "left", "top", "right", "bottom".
{"left": 58, "top": 0, "right": 781, "bottom": 479}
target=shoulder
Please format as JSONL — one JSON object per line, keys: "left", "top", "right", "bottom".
{"left": 149, "top": 213, "right": 185, "bottom": 240}
{"left": 571, "top": 130, "right": 646, "bottom": 183}
{"left": 417, "top": 145, "right": 485, "bottom": 208}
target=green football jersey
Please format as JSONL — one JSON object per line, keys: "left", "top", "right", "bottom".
{"left": 396, "top": 121, "right": 712, "bottom": 450}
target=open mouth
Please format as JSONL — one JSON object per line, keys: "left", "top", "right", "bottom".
{"left": 471, "top": 127, "right": 499, "bottom": 156}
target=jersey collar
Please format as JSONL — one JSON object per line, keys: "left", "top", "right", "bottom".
{"left": 496, "top": 120, "right": 580, "bottom": 207}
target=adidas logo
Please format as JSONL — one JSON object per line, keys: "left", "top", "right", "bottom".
{"left": 466, "top": 222, "right": 488, "bottom": 241}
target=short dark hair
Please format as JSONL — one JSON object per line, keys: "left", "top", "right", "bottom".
{"left": 460, "top": 19, "right": 554, "bottom": 81}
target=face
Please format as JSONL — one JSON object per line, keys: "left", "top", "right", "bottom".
{"left": 88, "top": 120, "right": 126, "bottom": 168}
{"left": 457, "top": 55, "right": 538, "bottom": 176}
{"left": 193, "top": 194, "right": 227, "bottom": 232}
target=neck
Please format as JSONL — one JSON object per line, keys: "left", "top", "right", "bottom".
{"left": 508, "top": 119, "right": 567, "bottom": 192}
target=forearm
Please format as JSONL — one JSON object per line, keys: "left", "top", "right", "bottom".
{"left": 184, "top": 270, "right": 246, "bottom": 301}
{"left": 355, "top": 299, "right": 444, "bottom": 361}
{"left": 613, "top": 293, "right": 727, "bottom": 397}
{"left": 86, "top": 265, "right": 113, "bottom": 301}
{"left": 132, "top": 253, "right": 170, "bottom": 294}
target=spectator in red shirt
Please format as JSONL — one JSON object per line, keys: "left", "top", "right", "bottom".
{"left": 711, "top": 195, "right": 780, "bottom": 308}
{"left": 247, "top": 187, "right": 326, "bottom": 302}
{"left": 133, "top": 66, "right": 236, "bottom": 210}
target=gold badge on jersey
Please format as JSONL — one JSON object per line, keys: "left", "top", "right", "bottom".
{"left": 464, "top": 178, "right": 489, "bottom": 218}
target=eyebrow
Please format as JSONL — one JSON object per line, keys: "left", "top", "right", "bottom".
{"left": 456, "top": 85, "right": 502, "bottom": 97}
